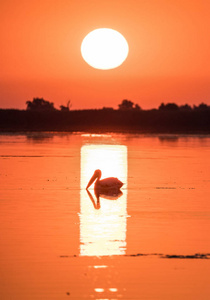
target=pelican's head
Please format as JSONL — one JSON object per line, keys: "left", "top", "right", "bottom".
{"left": 86, "top": 169, "right": 102, "bottom": 189}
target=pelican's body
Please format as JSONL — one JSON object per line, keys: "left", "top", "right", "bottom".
{"left": 86, "top": 169, "right": 123, "bottom": 191}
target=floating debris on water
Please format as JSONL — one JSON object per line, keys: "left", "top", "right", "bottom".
{"left": 156, "top": 187, "right": 176, "bottom": 189}
{"left": 59, "top": 253, "right": 210, "bottom": 259}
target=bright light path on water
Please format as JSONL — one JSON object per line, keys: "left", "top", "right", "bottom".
{"left": 80, "top": 144, "right": 127, "bottom": 256}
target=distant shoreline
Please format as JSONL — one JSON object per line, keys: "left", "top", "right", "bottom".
{"left": 1, "top": 109, "right": 210, "bottom": 134}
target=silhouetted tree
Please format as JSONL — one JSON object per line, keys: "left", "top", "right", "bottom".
{"left": 159, "top": 103, "right": 179, "bottom": 111}
{"left": 180, "top": 104, "right": 192, "bottom": 111}
{"left": 26, "top": 98, "right": 56, "bottom": 111}
{"left": 159, "top": 103, "right": 165, "bottom": 110}
{"left": 60, "top": 100, "right": 72, "bottom": 111}
{"left": 193, "top": 103, "right": 210, "bottom": 111}
{"left": 119, "top": 99, "right": 134, "bottom": 110}
{"left": 134, "top": 104, "right": 141, "bottom": 111}
{"left": 118, "top": 99, "right": 141, "bottom": 110}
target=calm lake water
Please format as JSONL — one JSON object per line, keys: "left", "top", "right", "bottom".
{"left": 0, "top": 132, "right": 210, "bottom": 300}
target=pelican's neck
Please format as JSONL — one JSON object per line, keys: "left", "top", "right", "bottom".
{"left": 95, "top": 172, "right": 101, "bottom": 186}
{"left": 86, "top": 170, "right": 102, "bottom": 189}
{"left": 95, "top": 175, "right": 100, "bottom": 182}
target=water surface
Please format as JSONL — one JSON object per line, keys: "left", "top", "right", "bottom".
{"left": 0, "top": 133, "right": 210, "bottom": 299}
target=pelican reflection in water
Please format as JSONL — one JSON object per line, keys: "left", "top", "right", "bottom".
{"left": 86, "top": 188, "right": 123, "bottom": 209}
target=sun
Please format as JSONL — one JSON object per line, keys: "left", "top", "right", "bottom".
{"left": 81, "top": 28, "right": 129, "bottom": 70}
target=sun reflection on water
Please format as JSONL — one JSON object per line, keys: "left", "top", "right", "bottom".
{"left": 80, "top": 144, "right": 127, "bottom": 256}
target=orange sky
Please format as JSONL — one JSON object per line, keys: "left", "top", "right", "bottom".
{"left": 0, "top": 0, "right": 210, "bottom": 110}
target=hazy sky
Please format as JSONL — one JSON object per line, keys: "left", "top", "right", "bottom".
{"left": 1, "top": 0, "right": 210, "bottom": 110}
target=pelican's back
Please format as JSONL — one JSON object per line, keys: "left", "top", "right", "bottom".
{"left": 96, "top": 177, "right": 123, "bottom": 189}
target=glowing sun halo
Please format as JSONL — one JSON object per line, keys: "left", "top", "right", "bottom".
{"left": 81, "top": 28, "right": 129, "bottom": 70}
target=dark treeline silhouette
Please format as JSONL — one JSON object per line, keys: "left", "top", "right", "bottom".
{"left": 0, "top": 99, "right": 210, "bottom": 133}
{"left": 26, "top": 98, "right": 72, "bottom": 112}
{"left": 158, "top": 102, "right": 210, "bottom": 111}
{"left": 25, "top": 97, "right": 210, "bottom": 112}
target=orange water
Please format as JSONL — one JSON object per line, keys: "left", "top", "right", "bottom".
{"left": 0, "top": 133, "right": 210, "bottom": 299}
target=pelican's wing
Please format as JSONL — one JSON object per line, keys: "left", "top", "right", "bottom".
{"left": 99, "top": 177, "right": 123, "bottom": 188}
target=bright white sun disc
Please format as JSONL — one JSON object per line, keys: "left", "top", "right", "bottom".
{"left": 81, "top": 28, "right": 129, "bottom": 70}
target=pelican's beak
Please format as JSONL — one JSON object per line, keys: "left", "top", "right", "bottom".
{"left": 86, "top": 172, "right": 97, "bottom": 189}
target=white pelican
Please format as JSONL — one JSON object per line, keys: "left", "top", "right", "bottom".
{"left": 86, "top": 169, "right": 123, "bottom": 191}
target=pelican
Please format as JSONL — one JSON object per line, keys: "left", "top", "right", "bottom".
{"left": 86, "top": 169, "right": 123, "bottom": 191}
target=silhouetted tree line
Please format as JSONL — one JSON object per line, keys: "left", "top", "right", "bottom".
{"left": 26, "top": 98, "right": 72, "bottom": 111}
{"left": 25, "top": 97, "right": 210, "bottom": 112}
{"left": 119, "top": 100, "right": 210, "bottom": 111}
{"left": 0, "top": 97, "right": 210, "bottom": 133}
{"left": 158, "top": 102, "right": 210, "bottom": 111}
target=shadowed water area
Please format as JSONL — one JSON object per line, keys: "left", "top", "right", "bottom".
{"left": 0, "top": 133, "right": 210, "bottom": 299}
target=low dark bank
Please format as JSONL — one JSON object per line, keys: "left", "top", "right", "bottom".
{"left": 0, "top": 109, "right": 210, "bottom": 133}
